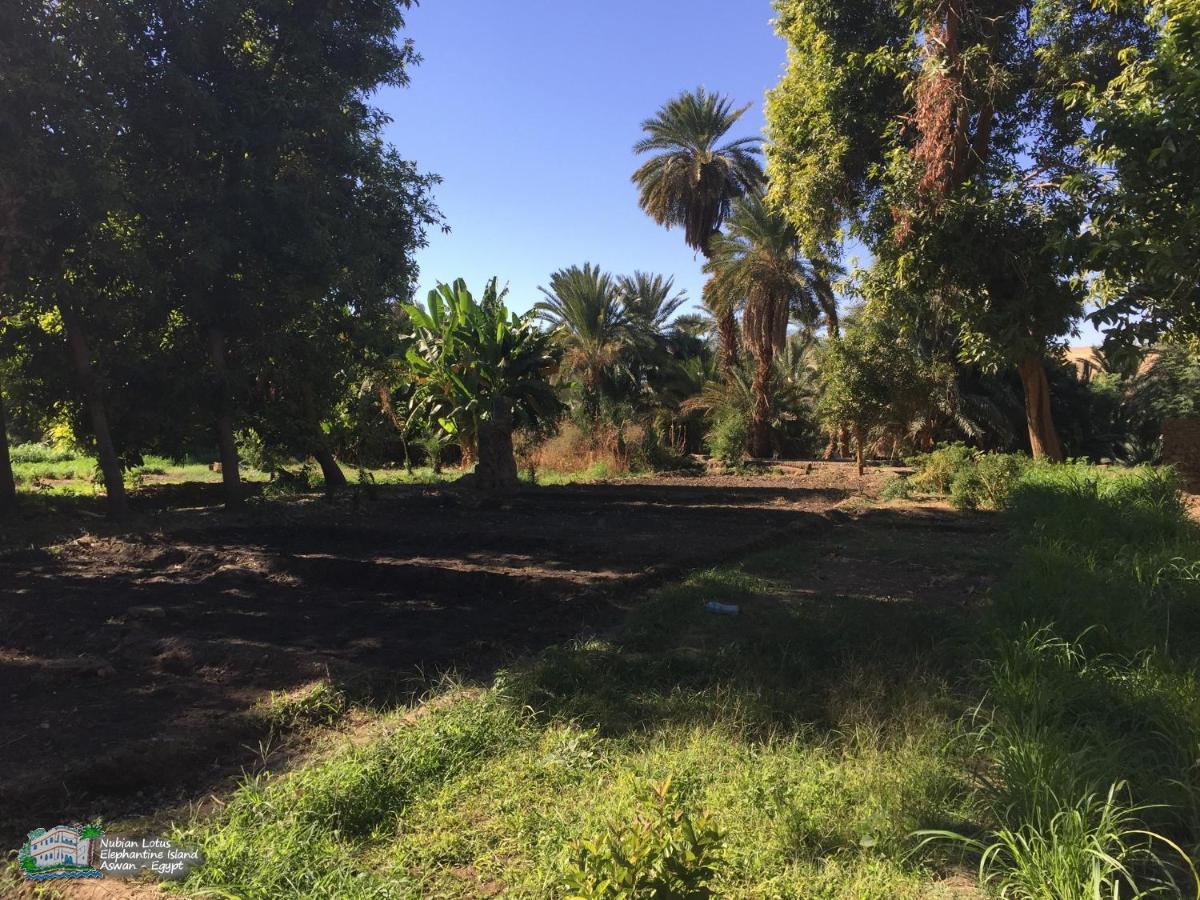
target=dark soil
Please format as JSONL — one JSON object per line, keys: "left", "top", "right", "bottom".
{"left": 0, "top": 466, "right": 880, "bottom": 845}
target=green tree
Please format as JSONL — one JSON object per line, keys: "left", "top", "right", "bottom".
{"left": 632, "top": 88, "right": 765, "bottom": 371}
{"left": 767, "top": 0, "right": 1147, "bottom": 460}
{"left": 618, "top": 272, "right": 688, "bottom": 338}
{"left": 126, "top": 0, "right": 432, "bottom": 507}
{"left": 818, "top": 316, "right": 917, "bottom": 475}
{"left": 0, "top": 376, "right": 14, "bottom": 513}
{"left": 1, "top": 0, "right": 142, "bottom": 517}
{"left": 535, "top": 264, "right": 631, "bottom": 414}
{"left": 705, "top": 196, "right": 825, "bottom": 457}
{"left": 403, "top": 278, "right": 560, "bottom": 492}
{"left": 242, "top": 145, "right": 439, "bottom": 490}
{"left": 1069, "top": 0, "right": 1200, "bottom": 347}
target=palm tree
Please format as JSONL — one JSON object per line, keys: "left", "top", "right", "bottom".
{"left": 618, "top": 272, "right": 688, "bottom": 337}
{"left": 535, "top": 263, "right": 630, "bottom": 412}
{"left": 805, "top": 256, "right": 845, "bottom": 339}
{"left": 632, "top": 88, "right": 765, "bottom": 371}
{"left": 705, "top": 195, "right": 825, "bottom": 458}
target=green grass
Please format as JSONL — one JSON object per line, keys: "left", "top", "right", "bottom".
{"left": 7, "top": 443, "right": 639, "bottom": 498}
{"left": 916, "top": 460, "right": 1200, "bottom": 897}
{"left": 9, "top": 446, "right": 274, "bottom": 496}
{"left": 13, "top": 455, "right": 1190, "bottom": 897}
{"left": 169, "top": 540, "right": 977, "bottom": 899}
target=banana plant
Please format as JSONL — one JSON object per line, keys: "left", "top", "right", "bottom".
{"left": 402, "top": 278, "right": 561, "bottom": 488}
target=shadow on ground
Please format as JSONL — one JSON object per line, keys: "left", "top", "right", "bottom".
{"left": 1, "top": 473, "right": 867, "bottom": 845}
{"left": 510, "top": 503, "right": 1000, "bottom": 741}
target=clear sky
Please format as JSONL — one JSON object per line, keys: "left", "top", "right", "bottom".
{"left": 376, "top": 0, "right": 785, "bottom": 316}
{"left": 377, "top": 1, "right": 1100, "bottom": 344}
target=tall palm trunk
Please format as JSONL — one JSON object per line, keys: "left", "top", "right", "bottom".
{"left": 750, "top": 352, "right": 774, "bottom": 458}
{"left": 1017, "top": 356, "right": 1063, "bottom": 461}
{"left": 702, "top": 233, "right": 739, "bottom": 373}
{"left": 716, "top": 310, "right": 740, "bottom": 373}
{"left": 0, "top": 381, "right": 16, "bottom": 514}
{"left": 207, "top": 325, "right": 243, "bottom": 507}
{"left": 59, "top": 305, "right": 127, "bottom": 518}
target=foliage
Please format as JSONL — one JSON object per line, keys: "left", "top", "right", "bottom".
{"left": 403, "top": 278, "right": 561, "bottom": 454}
{"left": 816, "top": 311, "right": 929, "bottom": 446}
{"left": 917, "top": 464, "right": 1200, "bottom": 897}
{"left": 562, "top": 778, "right": 725, "bottom": 899}
{"left": 705, "top": 412, "right": 750, "bottom": 466}
{"left": 8, "top": 443, "right": 77, "bottom": 465}
{"left": 1068, "top": 0, "right": 1200, "bottom": 348}
{"left": 633, "top": 87, "right": 766, "bottom": 373}
{"left": 887, "top": 444, "right": 1030, "bottom": 510}
{"left": 619, "top": 272, "right": 689, "bottom": 338}
{"left": 705, "top": 195, "right": 834, "bottom": 456}
{"left": 685, "top": 335, "right": 821, "bottom": 459}
{"left": 764, "top": 0, "right": 908, "bottom": 254}
{"left": 766, "top": 0, "right": 1159, "bottom": 458}
{"left": 535, "top": 264, "right": 632, "bottom": 410}
{"left": 0, "top": 0, "right": 440, "bottom": 510}
{"left": 631, "top": 88, "right": 765, "bottom": 255}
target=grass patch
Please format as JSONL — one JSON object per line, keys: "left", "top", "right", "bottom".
{"left": 154, "top": 458, "right": 1200, "bottom": 897}
{"left": 918, "top": 462, "right": 1200, "bottom": 896}
{"left": 173, "top": 535, "right": 978, "bottom": 898}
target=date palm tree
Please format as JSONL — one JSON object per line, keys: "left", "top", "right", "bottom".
{"left": 705, "top": 195, "right": 827, "bottom": 457}
{"left": 618, "top": 272, "right": 688, "bottom": 338}
{"left": 632, "top": 88, "right": 765, "bottom": 371}
{"left": 535, "top": 263, "right": 630, "bottom": 414}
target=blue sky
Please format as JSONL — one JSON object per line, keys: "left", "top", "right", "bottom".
{"left": 377, "top": 0, "right": 786, "bottom": 316}
{"left": 378, "top": 1, "right": 1099, "bottom": 344}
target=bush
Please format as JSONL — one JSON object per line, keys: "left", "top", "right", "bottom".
{"left": 885, "top": 444, "right": 1032, "bottom": 510}
{"left": 949, "top": 452, "right": 1030, "bottom": 510}
{"left": 705, "top": 413, "right": 748, "bottom": 466}
{"left": 562, "top": 778, "right": 724, "bottom": 899}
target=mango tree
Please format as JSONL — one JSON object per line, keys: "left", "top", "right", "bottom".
{"left": 403, "top": 279, "right": 561, "bottom": 493}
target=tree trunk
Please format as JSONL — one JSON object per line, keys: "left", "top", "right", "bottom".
{"left": 837, "top": 426, "right": 851, "bottom": 459}
{"left": 1017, "top": 356, "right": 1064, "bottom": 462}
{"left": 313, "top": 443, "right": 347, "bottom": 490}
{"left": 0, "top": 383, "right": 16, "bottom": 514}
{"left": 750, "top": 353, "right": 773, "bottom": 459}
{"left": 700, "top": 235, "right": 739, "bottom": 373}
{"left": 473, "top": 397, "right": 519, "bottom": 494}
{"left": 854, "top": 424, "right": 866, "bottom": 476}
{"left": 717, "top": 308, "right": 739, "bottom": 373}
{"left": 207, "top": 326, "right": 243, "bottom": 507}
{"left": 60, "top": 306, "right": 128, "bottom": 518}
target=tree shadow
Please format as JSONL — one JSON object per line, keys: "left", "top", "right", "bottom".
{"left": 0, "top": 477, "right": 851, "bottom": 845}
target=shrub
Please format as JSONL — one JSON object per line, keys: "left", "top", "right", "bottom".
{"left": 885, "top": 444, "right": 1032, "bottom": 510}
{"left": 561, "top": 778, "right": 724, "bottom": 900}
{"left": 705, "top": 413, "right": 748, "bottom": 466}
{"left": 908, "top": 443, "right": 978, "bottom": 495}
{"left": 949, "top": 452, "right": 1030, "bottom": 510}
{"left": 518, "top": 421, "right": 631, "bottom": 476}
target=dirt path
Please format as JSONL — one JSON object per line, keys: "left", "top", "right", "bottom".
{"left": 0, "top": 466, "right": 886, "bottom": 846}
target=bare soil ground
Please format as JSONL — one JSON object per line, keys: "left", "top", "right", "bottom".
{"left": 0, "top": 464, "right": 890, "bottom": 847}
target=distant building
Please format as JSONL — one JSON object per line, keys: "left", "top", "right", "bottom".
{"left": 1066, "top": 346, "right": 1102, "bottom": 382}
